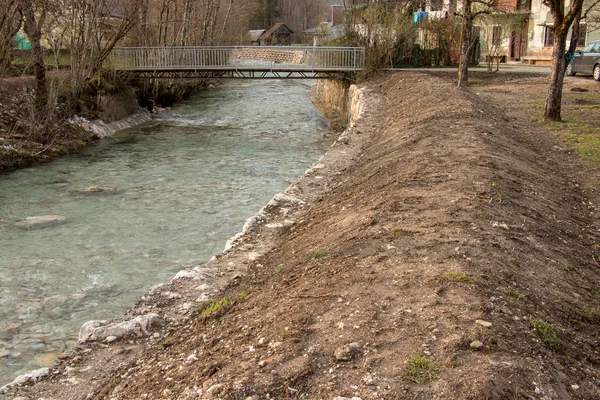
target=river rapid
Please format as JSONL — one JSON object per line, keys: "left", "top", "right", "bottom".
{"left": 0, "top": 80, "right": 332, "bottom": 384}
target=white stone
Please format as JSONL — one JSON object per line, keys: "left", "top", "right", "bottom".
{"left": 16, "top": 215, "right": 65, "bottom": 228}
{"left": 476, "top": 319, "right": 492, "bottom": 328}
{"left": 78, "top": 314, "right": 164, "bottom": 343}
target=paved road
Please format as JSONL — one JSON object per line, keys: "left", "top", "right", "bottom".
{"left": 387, "top": 65, "right": 550, "bottom": 74}
{"left": 387, "top": 64, "right": 600, "bottom": 83}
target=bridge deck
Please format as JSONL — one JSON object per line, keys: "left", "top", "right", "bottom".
{"left": 108, "top": 46, "right": 365, "bottom": 79}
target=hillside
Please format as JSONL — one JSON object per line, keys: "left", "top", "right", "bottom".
{"left": 3, "top": 71, "right": 600, "bottom": 399}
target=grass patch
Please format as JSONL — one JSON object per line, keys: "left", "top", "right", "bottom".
{"left": 308, "top": 247, "right": 329, "bottom": 260}
{"left": 563, "top": 132, "right": 600, "bottom": 164}
{"left": 198, "top": 298, "right": 231, "bottom": 317}
{"left": 504, "top": 288, "right": 527, "bottom": 302}
{"left": 571, "top": 305, "right": 598, "bottom": 328}
{"left": 237, "top": 287, "right": 255, "bottom": 301}
{"left": 439, "top": 270, "right": 472, "bottom": 283}
{"left": 274, "top": 265, "right": 284, "bottom": 274}
{"left": 405, "top": 355, "right": 440, "bottom": 384}
{"left": 531, "top": 318, "right": 561, "bottom": 350}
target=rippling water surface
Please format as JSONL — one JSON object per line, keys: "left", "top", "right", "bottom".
{"left": 0, "top": 80, "right": 332, "bottom": 384}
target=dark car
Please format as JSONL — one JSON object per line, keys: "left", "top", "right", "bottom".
{"left": 566, "top": 41, "right": 600, "bottom": 80}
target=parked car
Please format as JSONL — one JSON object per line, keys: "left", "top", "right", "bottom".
{"left": 566, "top": 40, "right": 600, "bottom": 80}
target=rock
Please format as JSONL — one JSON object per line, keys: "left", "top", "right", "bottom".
{"left": 470, "top": 340, "right": 483, "bottom": 349}
{"left": 78, "top": 314, "right": 164, "bottom": 343}
{"left": 172, "top": 267, "right": 206, "bottom": 281}
{"left": 223, "top": 232, "right": 244, "bottom": 252}
{"left": 83, "top": 186, "right": 116, "bottom": 193}
{"left": 106, "top": 335, "right": 118, "bottom": 343}
{"left": 12, "top": 397, "right": 29, "bottom": 400}
{"left": 242, "top": 213, "right": 266, "bottom": 234}
{"left": 187, "top": 353, "right": 198, "bottom": 362}
{"left": 475, "top": 319, "right": 492, "bottom": 328}
{"left": 16, "top": 215, "right": 65, "bottom": 228}
{"left": 262, "top": 193, "right": 305, "bottom": 214}
{"left": 0, "top": 367, "right": 50, "bottom": 393}
{"left": 571, "top": 384, "right": 580, "bottom": 390}
{"left": 334, "top": 342, "right": 361, "bottom": 361}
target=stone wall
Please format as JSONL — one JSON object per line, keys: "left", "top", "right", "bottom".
{"left": 233, "top": 48, "right": 306, "bottom": 64}
{"left": 313, "top": 79, "right": 365, "bottom": 127}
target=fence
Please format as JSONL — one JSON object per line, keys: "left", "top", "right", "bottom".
{"left": 107, "top": 46, "right": 365, "bottom": 72}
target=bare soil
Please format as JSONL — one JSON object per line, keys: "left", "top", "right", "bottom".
{"left": 3, "top": 71, "right": 600, "bottom": 400}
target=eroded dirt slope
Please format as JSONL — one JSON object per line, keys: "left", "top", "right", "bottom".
{"left": 7, "top": 72, "right": 600, "bottom": 399}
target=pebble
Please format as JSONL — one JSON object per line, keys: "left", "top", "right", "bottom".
{"left": 334, "top": 397, "right": 362, "bottom": 400}
{"left": 206, "top": 384, "right": 223, "bottom": 394}
{"left": 334, "top": 342, "right": 361, "bottom": 361}
{"left": 476, "top": 319, "right": 492, "bottom": 328}
{"left": 106, "top": 336, "right": 117, "bottom": 343}
{"left": 187, "top": 353, "right": 198, "bottom": 362}
{"left": 571, "top": 384, "right": 580, "bottom": 390}
{"left": 470, "top": 340, "right": 483, "bottom": 349}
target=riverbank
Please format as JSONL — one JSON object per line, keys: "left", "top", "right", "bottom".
{"left": 0, "top": 75, "right": 212, "bottom": 172}
{"left": 3, "top": 71, "right": 600, "bottom": 399}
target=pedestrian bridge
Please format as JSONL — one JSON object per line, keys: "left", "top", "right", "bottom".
{"left": 107, "top": 46, "right": 365, "bottom": 79}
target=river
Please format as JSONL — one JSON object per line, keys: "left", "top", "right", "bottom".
{"left": 0, "top": 80, "right": 332, "bottom": 384}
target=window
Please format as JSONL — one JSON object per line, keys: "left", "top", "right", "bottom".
{"left": 492, "top": 26, "right": 502, "bottom": 46}
{"left": 430, "top": 0, "right": 443, "bottom": 11}
{"left": 577, "top": 24, "right": 586, "bottom": 47}
{"left": 543, "top": 26, "right": 554, "bottom": 47}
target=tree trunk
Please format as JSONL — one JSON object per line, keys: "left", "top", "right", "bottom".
{"left": 544, "top": 29, "right": 568, "bottom": 121}
{"left": 457, "top": 0, "right": 472, "bottom": 87}
{"left": 20, "top": 0, "right": 48, "bottom": 116}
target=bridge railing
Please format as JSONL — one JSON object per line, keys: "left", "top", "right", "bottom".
{"left": 107, "top": 46, "right": 365, "bottom": 71}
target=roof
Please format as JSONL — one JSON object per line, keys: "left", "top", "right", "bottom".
{"left": 259, "top": 23, "right": 294, "bottom": 40}
{"left": 247, "top": 30, "right": 266, "bottom": 42}
{"left": 304, "top": 23, "right": 344, "bottom": 40}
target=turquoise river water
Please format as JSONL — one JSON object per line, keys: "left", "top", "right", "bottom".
{"left": 0, "top": 80, "right": 332, "bottom": 384}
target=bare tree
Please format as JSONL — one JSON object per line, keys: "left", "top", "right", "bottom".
{"left": 68, "top": 0, "right": 143, "bottom": 98}
{"left": 18, "top": 0, "right": 48, "bottom": 114}
{"left": 457, "top": 0, "right": 494, "bottom": 86}
{"left": 543, "top": 0, "right": 584, "bottom": 121}
{"left": 0, "top": 0, "right": 22, "bottom": 74}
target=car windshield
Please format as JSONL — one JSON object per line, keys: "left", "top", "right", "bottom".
{"left": 592, "top": 43, "right": 600, "bottom": 52}
{"left": 582, "top": 43, "right": 595, "bottom": 52}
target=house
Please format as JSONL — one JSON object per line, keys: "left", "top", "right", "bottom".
{"left": 257, "top": 23, "right": 294, "bottom": 46}
{"left": 412, "top": 0, "right": 599, "bottom": 65}
{"left": 522, "top": 0, "right": 600, "bottom": 65}
{"left": 304, "top": 5, "right": 346, "bottom": 46}
{"left": 246, "top": 30, "right": 266, "bottom": 46}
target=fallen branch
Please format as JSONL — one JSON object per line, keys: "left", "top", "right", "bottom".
{"left": 290, "top": 293, "right": 332, "bottom": 299}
